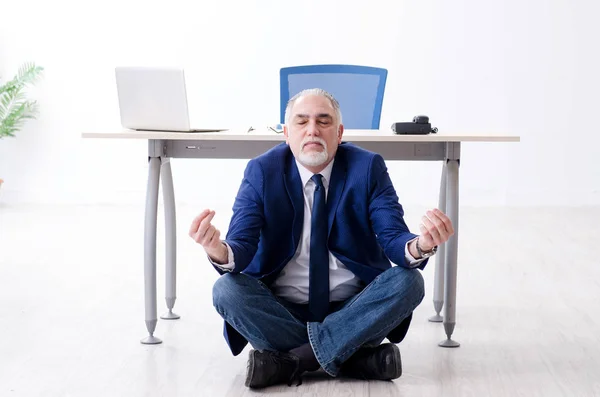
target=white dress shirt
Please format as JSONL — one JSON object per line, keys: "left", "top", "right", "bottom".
{"left": 212, "top": 159, "right": 426, "bottom": 304}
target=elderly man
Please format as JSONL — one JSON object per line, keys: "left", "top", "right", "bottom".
{"left": 189, "top": 88, "right": 454, "bottom": 388}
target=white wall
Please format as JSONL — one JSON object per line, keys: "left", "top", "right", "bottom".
{"left": 0, "top": 0, "right": 598, "bottom": 208}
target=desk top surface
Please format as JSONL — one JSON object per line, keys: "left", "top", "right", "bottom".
{"left": 82, "top": 128, "right": 520, "bottom": 143}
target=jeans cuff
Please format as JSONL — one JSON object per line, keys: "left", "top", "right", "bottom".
{"left": 307, "top": 322, "right": 338, "bottom": 377}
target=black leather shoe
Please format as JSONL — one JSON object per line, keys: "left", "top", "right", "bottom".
{"left": 245, "top": 349, "right": 302, "bottom": 388}
{"left": 341, "top": 343, "right": 402, "bottom": 380}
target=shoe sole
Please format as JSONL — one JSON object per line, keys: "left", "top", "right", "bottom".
{"left": 388, "top": 344, "right": 402, "bottom": 379}
{"left": 245, "top": 350, "right": 256, "bottom": 388}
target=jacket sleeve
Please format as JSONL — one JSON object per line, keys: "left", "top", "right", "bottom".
{"left": 221, "top": 159, "right": 265, "bottom": 273}
{"left": 367, "top": 154, "right": 429, "bottom": 269}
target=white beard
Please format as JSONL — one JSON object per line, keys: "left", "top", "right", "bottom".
{"left": 298, "top": 138, "right": 329, "bottom": 167}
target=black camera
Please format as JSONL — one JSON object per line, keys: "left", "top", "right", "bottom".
{"left": 391, "top": 115, "right": 437, "bottom": 135}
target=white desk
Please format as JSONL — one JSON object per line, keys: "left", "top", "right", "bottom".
{"left": 82, "top": 129, "right": 519, "bottom": 347}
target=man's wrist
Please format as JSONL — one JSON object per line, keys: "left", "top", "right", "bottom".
{"left": 409, "top": 237, "right": 436, "bottom": 259}
{"left": 206, "top": 242, "right": 228, "bottom": 264}
{"left": 409, "top": 238, "right": 421, "bottom": 259}
{"left": 416, "top": 237, "right": 437, "bottom": 258}
{"left": 417, "top": 237, "right": 434, "bottom": 253}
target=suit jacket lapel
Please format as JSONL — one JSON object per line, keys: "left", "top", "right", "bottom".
{"left": 327, "top": 149, "right": 347, "bottom": 236}
{"left": 284, "top": 153, "right": 304, "bottom": 248}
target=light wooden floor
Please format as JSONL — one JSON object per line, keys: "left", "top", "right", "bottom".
{"left": 1, "top": 203, "right": 599, "bottom": 396}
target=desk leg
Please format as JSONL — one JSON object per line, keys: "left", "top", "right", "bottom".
{"left": 429, "top": 162, "right": 447, "bottom": 323}
{"left": 160, "top": 158, "right": 180, "bottom": 320}
{"left": 439, "top": 159, "right": 460, "bottom": 348}
{"left": 141, "top": 156, "right": 162, "bottom": 345}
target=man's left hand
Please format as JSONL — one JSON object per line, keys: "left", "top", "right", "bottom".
{"left": 417, "top": 208, "right": 455, "bottom": 252}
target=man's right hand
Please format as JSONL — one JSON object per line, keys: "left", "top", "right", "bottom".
{"left": 189, "top": 209, "right": 228, "bottom": 264}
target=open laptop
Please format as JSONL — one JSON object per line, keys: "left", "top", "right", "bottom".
{"left": 115, "top": 66, "right": 227, "bottom": 132}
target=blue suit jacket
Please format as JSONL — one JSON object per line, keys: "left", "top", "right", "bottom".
{"left": 215, "top": 142, "right": 428, "bottom": 355}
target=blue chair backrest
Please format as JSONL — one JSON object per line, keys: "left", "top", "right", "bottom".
{"left": 280, "top": 64, "right": 388, "bottom": 129}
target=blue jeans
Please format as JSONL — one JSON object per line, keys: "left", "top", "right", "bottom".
{"left": 212, "top": 266, "right": 425, "bottom": 376}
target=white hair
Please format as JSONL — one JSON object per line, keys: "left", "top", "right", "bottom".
{"left": 284, "top": 88, "right": 343, "bottom": 126}
{"left": 298, "top": 136, "right": 329, "bottom": 167}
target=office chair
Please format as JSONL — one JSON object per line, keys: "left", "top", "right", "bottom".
{"left": 280, "top": 64, "right": 388, "bottom": 129}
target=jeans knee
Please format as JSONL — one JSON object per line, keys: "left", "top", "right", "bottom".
{"left": 212, "top": 273, "right": 240, "bottom": 313}
{"left": 389, "top": 266, "right": 425, "bottom": 304}
{"left": 410, "top": 269, "right": 425, "bottom": 303}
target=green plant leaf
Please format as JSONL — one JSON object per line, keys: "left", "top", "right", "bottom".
{"left": 0, "top": 62, "right": 43, "bottom": 139}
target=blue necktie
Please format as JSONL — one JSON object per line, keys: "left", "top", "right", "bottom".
{"left": 309, "top": 174, "right": 329, "bottom": 322}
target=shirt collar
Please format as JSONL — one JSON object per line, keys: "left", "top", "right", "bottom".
{"left": 295, "top": 158, "right": 335, "bottom": 189}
